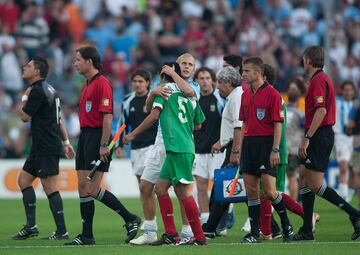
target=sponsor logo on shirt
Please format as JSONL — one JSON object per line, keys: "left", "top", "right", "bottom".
{"left": 316, "top": 96, "right": 324, "bottom": 104}
{"left": 102, "top": 98, "right": 110, "bottom": 106}
{"left": 210, "top": 104, "right": 216, "bottom": 112}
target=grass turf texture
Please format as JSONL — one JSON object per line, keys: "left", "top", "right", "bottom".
{"left": 1, "top": 197, "right": 359, "bottom": 255}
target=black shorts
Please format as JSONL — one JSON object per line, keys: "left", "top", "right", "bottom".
{"left": 23, "top": 154, "right": 59, "bottom": 178}
{"left": 76, "top": 127, "right": 112, "bottom": 172}
{"left": 286, "top": 154, "right": 301, "bottom": 176}
{"left": 300, "top": 126, "right": 334, "bottom": 172}
{"left": 241, "top": 136, "right": 276, "bottom": 177}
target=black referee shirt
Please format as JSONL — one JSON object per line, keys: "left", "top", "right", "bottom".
{"left": 22, "top": 80, "right": 62, "bottom": 155}
{"left": 122, "top": 92, "right": 157, "bottom": 149}
{"left": 194, "top": 91, "right": 224, "bottom": 153}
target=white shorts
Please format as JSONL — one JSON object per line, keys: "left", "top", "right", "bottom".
{"left": 192, "top": 153, "right": 225, "bottom": 179}
{"left": 131, "top": 145, "right": 154, "bottom": 176}
{"left": 140, "top": 143, "right": 166, "bottom": 184}
{"left": 334, "top": 134, "right": 353, "bottom": 162}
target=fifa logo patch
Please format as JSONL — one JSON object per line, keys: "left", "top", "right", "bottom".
{"left": 256, "top": 108, "right": 265, "bottom": 120}
{"left": 316, "top": 96, "right": 324, "bottom": 104}
{"left": 85, "top": 101, "right": 92, "bottom": 112}
{"left": 280, "top": 110, "right": 284, "bottom": 118}
{"left": 102, "top": 98, "right": 110, "bottom": 106}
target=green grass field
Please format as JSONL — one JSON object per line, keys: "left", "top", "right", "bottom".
{"left": 1, "top": 197, "right": 359, "bottom": 255}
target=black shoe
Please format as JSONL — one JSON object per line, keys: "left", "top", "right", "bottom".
{"left": 12, "top": 225, "right": 39, "bottom": 240}
{"left": 282, "top": 225, "right": 294, "bottom": 242}
{"left": 151, "top": 233, "right": 180, "bottom": 246}
{"left": 202, "top": 224, "right": 216, "bottom": 239}
{"left": 42, "top": 231, "right": 69, "bottom": 240}
{"left": 179, "top": 237, "right": 207, "bottom": 246}
{"left": 240, "top": 233, "right": 261, "bottom": 243}
{"left": 124, "top": 216, "right": 141, "bottom": 243}
{"left": 350, "top": 215, "right": 360, "bottom": 240}
{"left": 290, "top": 229, "right": 314, "bottom": 242}
{"left": 64, "top": 234, "right": 95, "bottom": 245}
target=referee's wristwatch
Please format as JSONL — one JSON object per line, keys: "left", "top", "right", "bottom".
{"left": 100, "top": 142, "right": 108, "bottom": 148}
{"left": 304, "top": 133, "right": 312, "bottom": 140}
{"left": 271, "top": 147, "right": 279, "bottom": 153}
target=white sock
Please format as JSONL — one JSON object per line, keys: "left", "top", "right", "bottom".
{"left": 200, "top": 212, "right": 209, "bottom": 224}
{"left": 338, "top": 183, "right": 349, "bottom": 199}
{"left": 181, "top": 224, "right": 193, "bottom": 237}
{"left": 144, "top": 219, "right": 157, "bottom": 233}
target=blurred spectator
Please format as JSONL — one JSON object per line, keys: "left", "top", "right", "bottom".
{"left": 0, "top": 84, "right": 13, "bottom": 122}
{"left": 64, "top": 0, "right": 86, "bottom": 43}
{"left": 156, "top": 15, "right": 182, "bottom": 62}
{"left": 44, "top": 0, "right": 69, "bottom": 45}
{"left": 340, "top": 55, "right": 360, "bottom": 92}
{"left": 74, "top": 0, "right": 102, "bottom": 23}
{"left": 112, "top": 21, "right": 136, "bottom": 64}
{"left": 15, "top": 2, "right": 49, "bottom": 59}
{"left": 0, "top": 0, "right": 20, "bottom": 33}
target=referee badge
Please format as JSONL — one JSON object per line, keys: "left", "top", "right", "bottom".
{"left": 210, "top": 104, "right": 216, "bottom": 112}
{"left": 256, "top": 108, "right": 265, "bottom": 120}
{"left": 316, "top": 96, "right": 324, "bottom": 104}
{"left": 85, "top": 101, "right": 92, "bottom": 112}
{"left": 102, "top": 98, "right": 110, "bottom": 106}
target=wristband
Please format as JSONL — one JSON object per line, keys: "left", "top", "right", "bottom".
{"left": 231, "top": 149, "right": 240, "bottom": 154}
{"left": 62, "top": 139, "right": 70, "bottom": 146}
{"left": 22, "top": 95, "right": 28, "bottom": 102}
{"left": 101, "top": 142, "right": 108, "bottom": 148}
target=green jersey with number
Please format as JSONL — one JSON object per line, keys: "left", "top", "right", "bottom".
{"left": 153, "top": 83, "right": 205, "bottom": 154}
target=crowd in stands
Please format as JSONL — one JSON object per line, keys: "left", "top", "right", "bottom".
{"left": 0, "top": 0, "right": 359, "bottom": 158}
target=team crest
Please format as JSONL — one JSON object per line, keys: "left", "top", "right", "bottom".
{"left": 316, "top": 96, "right": 324, "bottom": 104}
{"left": 256, "top": 108, "right": 265, "bottom": 120}
{"left": 86, "top": 101, "right": 92, "bottom": 112}
{"left": 210, "top": 104, "right": 216, "bottom": 112}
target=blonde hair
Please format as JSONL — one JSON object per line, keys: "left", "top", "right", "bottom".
{"left": 176, "top": 53, "right": 196, "bottom": 67}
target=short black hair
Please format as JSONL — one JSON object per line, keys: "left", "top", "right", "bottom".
{"left": 160, "top": 62, "right": 181, "bottom": 83}
{"left": 131, "top": 69, "right": 152, "bottom": 83}
{"left": 243, "top": 57, "right": 264, "bottom": 75}
{"left": 32, "top": 57, "right": 49, "bottom": 78}
{"left": 76, "top": 46, "right": 102, "bottom": 70}
{"left": 340, "top": 80, "right": 356, "bottom": 91}
{"left": 194, "top": 67, "right": 216, "bottom": 82}
{"left": 263, "top": 64, "right": 277, "bottom": 85}
{"left": 223, "top": 55, "right": 243, "bottom": 74}
{"left": 303, "top": 45, "right": 324, "bottom": 69}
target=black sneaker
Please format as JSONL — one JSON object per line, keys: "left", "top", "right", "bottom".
{"left": 290, "top": 229, "right": 314, "bottom": 242}
{"left": 64, "top": 234, "right": 95, "bottom": 245}
{"left": 151, "top": 233, "right": 180, "bottom": 246}
{"left": 350, "top": 215, "right": 360, "bottom": 240}
{"left": 42, "top": 231, "right": 69, "bottom": 240}
{"left": 124, "top": 216, "right": 141, "bottom": 243}
{"left": 179, "top": 237, "right": 207, "bottom": 246}
{"left": 282, "top": 225, "right": 294, "bottom": 242}
{"left": 202, "top": 224, "right": 215, "bottom": 239}
{"left": 240, "top": 233, "right": 261, "bottom": 243}
{"left": 271, "top": 216, "right": 282, "bottom": 239}
{"left": 12, "top": 225, "right": 39, "bottom": 240}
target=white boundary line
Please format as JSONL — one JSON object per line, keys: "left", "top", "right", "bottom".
{"left": 0, "top": 241, "right": 359, "bottom": 249}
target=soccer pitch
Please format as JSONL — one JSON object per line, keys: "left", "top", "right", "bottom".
{"left": 1, "top": 198, "right": 359, "bottom": 255}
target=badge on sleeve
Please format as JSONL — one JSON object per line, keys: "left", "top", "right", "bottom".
{"left": 256, "top": 108, "right": 265, "bottom": 120}
{"left": 280, "top": 110, "right": 284, "bottom": 118}
{"left": 102, "top": 98, "right": 110, "bottom": 106}
{"left": 316, "top": 96, "right": 324, "bottom": 104}
{"left": 86, "top": 101, "right": 92, "bottom": 112}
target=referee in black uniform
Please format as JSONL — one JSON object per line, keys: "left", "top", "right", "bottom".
{"left": 13, "top": 57, "right": 75, "bottom": 240}
{"left": 66, "top": 46, "right": 140, "bottom": 246}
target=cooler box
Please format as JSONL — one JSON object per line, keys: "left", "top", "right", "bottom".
{"left": 213, "top": 165, "right": 247, "bottom": 203}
